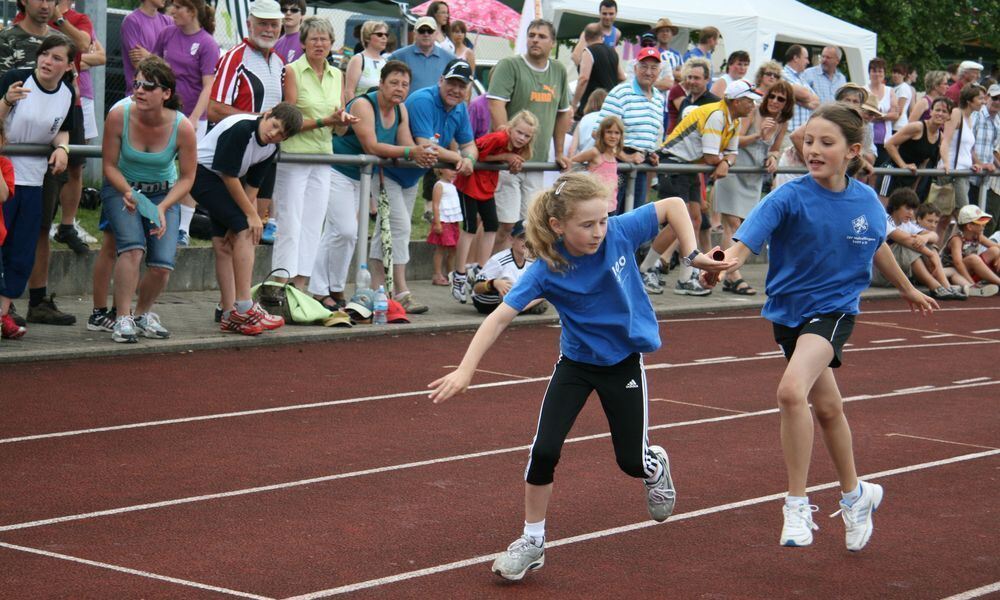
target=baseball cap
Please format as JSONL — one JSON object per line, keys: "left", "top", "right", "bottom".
{"left": 654, "top": 18, "right": 679, "bottom": 34}
{"left": 959, "top": 60, "right": 984, "bottom": 72}
{"left": 442, "top": 59, "right": 473, "bottom": 82}
{"left": 249, "top": 0, "right": 283, "bottom": 20}
{"left": 640, "top": 32, "right": 657, "bottom": 47}
{"left": 636, "top": 47, "right": 661, "bottom": 63}
{"left": 414, "top": 16, "right": 438, "bottom": 31}
{"left": 511, "top": 220, "right": 526, "bottom": 238}
{"left": 988, "top": 84, "right": 1000, "bottom": 98}
{"left": 957, "top": 205, "right": 993, "bottom": 225}
{"left": 725, "top": 79, "right": 763, "bottom": 101}
{"left": 344, "top": 297, "right": 373, "bottom": 323}
{"left": 387, "top": 299, "right": 410, "bottom": 323}
{"left": 323, "top": 309, "right": 353, "bottom": 328}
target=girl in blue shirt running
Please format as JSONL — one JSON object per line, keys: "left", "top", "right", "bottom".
{"left": 715, "top": 103, "right": 937, "bottom": 553}
{"left": 428, "top": 172, "right": 732, "bottom": 581}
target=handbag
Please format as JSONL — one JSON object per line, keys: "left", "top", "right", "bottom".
{"left": 252, "top": 268, "right": 293, "bottom": 323}
{"left": 926, "top": 118, "right": 963, "bottom": 212}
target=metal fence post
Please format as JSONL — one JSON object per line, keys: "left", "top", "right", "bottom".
{"left": 977, "top": 176, "right": 989, "bottom": 211}
{"left": 623, "top": 168, "right": 637, "bottom": 213}
{"left": 356, "top": 163, "right": 374, "bottom": 273}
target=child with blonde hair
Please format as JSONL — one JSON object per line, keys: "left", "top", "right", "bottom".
{"left": 450, "top": 110, "right": 538, "bottom": 303}
{"left": 429, "top": 172, "right": 732, "bottom": 581}
{"left": 427, "top": 168, "right": 463, "bottom": 286}
{"left": 570, "top": 115, "right": 623, "bottom": 214}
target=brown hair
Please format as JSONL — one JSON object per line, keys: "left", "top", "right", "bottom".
{"left": 698, "top": 26, "right": 720, "bottom": 44}
{"left": 173, "top": 0, "right": 215, "bottom": 34}
{"left": 959, "top": 83, "right": 986, "bottom": 109}
{"left": 267, "top": 102, "right": 304, "bottom": 137}
{"left": 868, "top": 57, "right": 887, "bottom": 73}
{"left": 583, "top": 88, "right": 608, "bottom": 115}
{"left": 761, "top": 79, "right": 794, "bottom": 123}
{"left": 594, "top": 115, "right": 624, "bottom": 155}
{"left": 526, "top": 173, "right": 609, "bottom": 271}
{"left": 380, "top": 59, "right": 411, "bottom": 83}
{"left": 808, "top": 103, "right": 866, "bottom": 175}
{"left": 137, "top": 55, "right": 182, "bottom": 111}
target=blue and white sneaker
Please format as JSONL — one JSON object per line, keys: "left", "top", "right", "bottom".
{"left": 831, "top": 481, "right": 883, "bottom": 551}
{"left": 135, "top": 312, "right": 170, "bottom": 339}
{"left": 261, "top": 221, "right": 277, "bottom": 245}
{"left": 111, "top": 315, "right": 139, "bottom": 344}
{"left": 177, "top": 230, "right": 191, "bottom": 247}
{"left": 781, "top": 502, "right": 819, "bottom": 546}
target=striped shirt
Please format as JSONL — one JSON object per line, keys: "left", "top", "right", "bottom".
{"left": 784, "top": 64, "right": 812, "bottom": 131}
{"left": 802, "top": 65, "right": 846, "bottom": 104}
{"left": 210, "top": 39, "right": 284, "bottom": 120}
{"left": 599, "top": 79, "right": 664, "bottom": 152}
{"left": 661, "top": 100, "right": 740, "bottom": 163}
{"left": 972, "top": 108, "right": 1000, "bottom": 185}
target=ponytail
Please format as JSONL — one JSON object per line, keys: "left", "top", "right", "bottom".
{"left": 525, "top": 172, "right": 610, "bottom": 271}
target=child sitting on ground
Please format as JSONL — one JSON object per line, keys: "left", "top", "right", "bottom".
{"left": 941, "top": 205, "right": 1000, "bottom": 297}
{"left": 427, "top": 168, "right": 463, "bottom": 286}
{"left": 470, "top": 220, "right": 546, "bottom": 315}
{"left": 570, "top": 115, "right": 624, "bottom": 215}
{"left": 873, "top": 189, "right": 965, "bottom": 299}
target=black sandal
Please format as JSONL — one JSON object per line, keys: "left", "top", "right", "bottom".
{"left": 723, "top": 278, "right": 757, "bottom": 295}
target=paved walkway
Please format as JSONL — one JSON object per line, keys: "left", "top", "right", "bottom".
{"left": 0, "top": 264, "right": 900, "bottom": 364}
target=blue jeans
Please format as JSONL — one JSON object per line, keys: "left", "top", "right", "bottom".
{"left": 101, "top": 184, "right": 180, "bottom": 270}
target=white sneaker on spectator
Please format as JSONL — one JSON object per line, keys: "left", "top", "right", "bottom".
{"left": 112, "top": 315, "right": 139, "bottom": 344}
{"left": 965, "top": 282, "right": 999, "bottom": 297}
{"left": 673, "top": 272, "right": 711, "bottom": 296}
{"left": 450, "top": 271, "right": 467, "bottom": 303}
{"left": 135, "top": 312, "right": 170, "bottom": 339}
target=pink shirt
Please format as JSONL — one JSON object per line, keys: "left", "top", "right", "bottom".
{"left": 588, "top": 155, "right": 619, "bottom": 213}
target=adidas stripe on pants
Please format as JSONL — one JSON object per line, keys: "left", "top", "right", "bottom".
{"left": 524, "top": 353, "right": 660, "bottom": 485}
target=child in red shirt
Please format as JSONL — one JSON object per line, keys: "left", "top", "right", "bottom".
{"left": 1, "top": 121, "right": 24, "bottom": 339}
{"left": 450, "top": 110, "right": 538, "bottom": 303}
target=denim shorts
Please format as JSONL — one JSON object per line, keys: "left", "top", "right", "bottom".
{"left": 101, "top": 183, "right": 180, "bottom": 270}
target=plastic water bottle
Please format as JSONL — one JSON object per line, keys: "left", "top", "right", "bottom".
{"left": 373, "top": 285, "right": 389, "bottom": 325}
{"left": 355, "top": 263, "right": 372, "bottom": 292}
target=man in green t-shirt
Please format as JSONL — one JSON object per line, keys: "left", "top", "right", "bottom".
{"left": 486, "top": 19, "right": 571, "bottom": 250}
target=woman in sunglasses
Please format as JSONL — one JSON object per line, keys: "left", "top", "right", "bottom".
{"left": 273, "top": 0, "right": 307, "bottom": 63}
{"left": 714, "top": 79, "right": 795, "bottom": 296}
{"left": 344, "top": 20, "right": 390, "bottom": 106}
{"left": 100, "top": 56, "right": 197, "bottom": 343}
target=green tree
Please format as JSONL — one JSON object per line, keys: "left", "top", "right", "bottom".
{"left": 799, "top": 0, "right": 999, "bottom": 79}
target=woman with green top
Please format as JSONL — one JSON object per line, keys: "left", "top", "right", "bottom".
{"left": 271, "top": 16, "right": 356, "bottom": 288}
{"left": 308, "top": 60, "right": 437, "bottom": 309}
{"left": 101, "top": 56, "right": 197, "bottom": 343}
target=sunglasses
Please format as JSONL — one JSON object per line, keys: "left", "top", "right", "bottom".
{"left": 371, "top": 31, "right": 388, "bottom": 38}
{"left": 763, "top": 71, "right": 781, "bottom": 78}
{"left": 769, "top": 95, "right": 788, "bottom": 102}
{"left": 281, "top": 6, "right": 301, "bottom": 13}
{"left": 417, "top": 28, "right": 435, "bottom": 34}
{"left": 132, "top": 79, "right": 165, "bottom": 92}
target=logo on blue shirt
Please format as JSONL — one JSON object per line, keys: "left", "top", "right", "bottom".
{"left": 611, "top": 255, "right": 627, "bottom": 283}
{"left": 851, "top": 214, "right": 869, "bottom": 235}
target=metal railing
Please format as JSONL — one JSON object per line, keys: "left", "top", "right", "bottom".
{"left": 4, "top": 143, "right": 997, "bottom": 271}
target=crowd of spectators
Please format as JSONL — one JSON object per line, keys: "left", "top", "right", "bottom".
{"left": 1, "top": 0, "right": 999, "bottom": 342}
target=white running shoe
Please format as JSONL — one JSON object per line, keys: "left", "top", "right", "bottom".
{"left": 450, "top": 272, "right": 467, "bottom": 303}
{"left": 643, "top": 269, "right": 664, "bottom": 295}
{"left": 135, "top": 312, "right": 171, "bottom": 339}
{"left": 830, "top": 481, "right": 883, "bottom": 552}
{"left": 491, "top": 535, "right": 544, "bottom": 581}
{"left": 111, "top": 315, "right": 139, "bottom": 344}
{"left": 780, "top": 502, "right": 819, "bottom": 547}
{"left": 645, "top": 445, "right": 676, "bottom": 521}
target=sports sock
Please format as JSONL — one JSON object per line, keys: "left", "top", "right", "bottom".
{"left": 523, "top": 520, "right": 545, "bottom": 545}
{"left": 267, "top": 217, "right": 277, "bottom": 226}
{"left": 639, "top": 250, "right": 662, "bottom": 272}
{"left": 29, "top": 287, "right": 46, "bottom": 307}
{"left": 785, "top": 495, "right": 809, "bottom": 507}
{"left": 841, "top": 482, "right": 862, "bottom": 506}
{"left": 678, "top": 264, "right": 693, "bottom": 282}
{"left": 234, "top": 299, "right": 253, "bottom": 313}
{"left": 179, "top": 204, "right": 195, "bottom": 233}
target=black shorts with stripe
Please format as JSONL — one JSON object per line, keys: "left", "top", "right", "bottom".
{"left": 773, "top": 313, "right": 856, "bottom": 369}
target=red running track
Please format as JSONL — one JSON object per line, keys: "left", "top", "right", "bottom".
{"left": 1, "top": 298, "right": 998, "bottom": 599}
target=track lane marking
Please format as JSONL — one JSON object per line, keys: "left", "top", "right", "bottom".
{"left": 658, "top": 306, "right": 1000, "bottom": 323}
{"left": 939, "top": 581, "right": 1000, "bottom": 600}
{"left": 443, "top": 365, "right": 534, "bottom": 380}
{"left": 859, "top": 320, "right": 997, "bottom": 342}
{"left": 0, "top": 542, "right": 272, "bottom": 599}
{"left": 282, "top": 449, "right": 1000, "bottom": 599}
{"left": 954, "top": 377, "right": 991, "bottom": 384}
{"left": 3, "top": 339, "right": 998, "bottom": 445}
{"left": 971, "top": 328, "right": 1000, "bottom": 334}
{"left": 870, "top": 338, "right": 906, "bottom": 344}
{"left": 886, "top": 433, "right": 999, "bottom": 451}
{"left": 3, "top": 380, "right": 996, "bottom": 534}
{"left": 649, "top": 398, "right": 747, "bottom": 414}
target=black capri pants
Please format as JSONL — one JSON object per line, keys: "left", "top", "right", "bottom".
{"left": 458, "top": 190, "right": 499, "bottom": 233}
{"left": 525, "top": 353, "right": 661, "bottom": 485}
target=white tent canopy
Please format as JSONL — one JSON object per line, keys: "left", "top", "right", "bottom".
{"left": 546, "top": 0, "right": 877, "bottom": 83}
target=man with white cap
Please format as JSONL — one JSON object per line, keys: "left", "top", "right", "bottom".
{"left": 388, "top": 15, "right": 456, "bottom": 93}
{"left": 598, "top": 46, "right": 664, "bottom": 213}
{"left": 208, "top": 0, "right": 286, "bottom": 246}
{"left": 971, "top": 83, "right": 1000, "bottom": 235}
{"left": 640, "top": 79, "right": 759, "bottom": 296}
{"left": 946, "top": 60, "right": 983, "bottom": 105}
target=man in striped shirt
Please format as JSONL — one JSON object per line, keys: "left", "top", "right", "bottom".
{"left": 599, "top": 47, "right": 664, "bottom": 213}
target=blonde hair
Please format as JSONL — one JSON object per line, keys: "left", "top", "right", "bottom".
{"left": 594, "top": 115, "right": 624, "bottom": 155}
{"left": 526, "top": 173, "right": 610, "bottom": 271}
{"left": 754, "top": 60, "right": 782, "bottom": 86}
{"left": 501, "top": 110, "right": 539, "bottom": 160}
{"left": 682, "top": 57, "right": 712, "bottom": 81}
{"left": 360, "top": 20, "right": 388, "bottom": 46}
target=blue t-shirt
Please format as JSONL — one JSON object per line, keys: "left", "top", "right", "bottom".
{"left": 388, "top": 44, "right": 456, "bottom": 93}
{"left": 734, "top": 176, "right": 887, "bottom": 328}
{"left": 383, "top": 86, "right": 474, "bottom": 188}
{"left": 504, "top": 203, "right": 661, "bottom": 365}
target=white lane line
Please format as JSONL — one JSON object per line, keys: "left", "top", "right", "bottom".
{"left": 939, "top": 581, "right": 1000, "bottom": 600}
{"left": 886, "top": 433, "right": 999, "bottom": 451}
{"left": 3, "top": 380, "right": 996, "bottom": 534}
{"left": 0, "top": 542, "right": 271, "bottom": 599}
{"left": 4, "top": 338, "right": 997, "bottom": 446}
{"left": 971, "top": 328, "right": 1000, "bottom": 334}
{"left": 954, "top": 377, "right": 991, "bottom": 384}
{"left": 756, "top": 350, "right": 784, "bottom": 356}
{"left": 658, "top": 306, "right": 1000, "bottom": 323}
{"left": 283, "top": 449, "right": 1000, "bottom": 599}
{"left": 893, "top": 385, "right": 934, "bottom": 393}
{"left": 693, "top": 356, "right": 737, "bottom": 362}
{"left": 443, "top": 365, "right": 533, "bottom": 380}
{"left": 870, "top": 338, "right": 906, "bottom": 344}
{"left": 923, "top": 333, "right": 956, "bottom": 338}
{"left": 649, "top": 398, "right": 747, "bottom": 414}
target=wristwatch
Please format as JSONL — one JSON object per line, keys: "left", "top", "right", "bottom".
{"left": 54, "top": 17, "right": 66, "bottom": 27}
{"left": 724, "top": 156, "right": 736, "bottom": 167}
{"left": 680, "top": 249, "right": 701, "bottom": 267}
